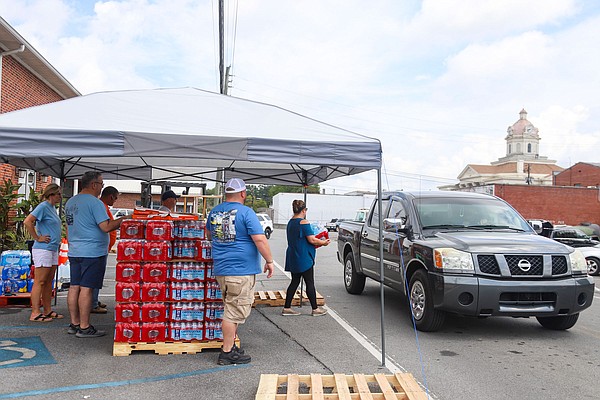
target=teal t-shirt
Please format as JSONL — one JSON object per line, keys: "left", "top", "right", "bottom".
{"left": 65, "top": 194, "right": 109, "bottom": 257}
{"left": 285, "top": 218, "right": 316, "bottom": 273}
{"left": 208, "top": 202, "right": 264, "bottom": 276}
{"left": 31, "top": 201, "right": 62, "bottom": 251}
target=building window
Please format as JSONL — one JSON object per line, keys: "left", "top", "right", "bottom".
{"left": 508, "top": 144, "right": 512, "bottom": 154}
{"left": 527, "top": 143, "right": 532, "bottom": 153}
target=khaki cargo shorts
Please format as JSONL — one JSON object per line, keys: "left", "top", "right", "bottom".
{"left": 215, "top": 275, "right": 256, "bottom": 324}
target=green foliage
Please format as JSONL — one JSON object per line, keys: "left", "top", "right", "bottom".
{"left": 268, "top": 184, "right": 320, "bottom": 197}
{"left": 0, "top": 179, "right": 24, "bottom": 253}
{"left": 14, "top": 186, "right": 43, "bottom": 244}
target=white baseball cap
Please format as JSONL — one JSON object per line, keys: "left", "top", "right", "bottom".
{"left": 225, "top": 178, "right": 246, "bottom": 193}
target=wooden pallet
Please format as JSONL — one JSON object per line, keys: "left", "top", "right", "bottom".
{"left": 255, "top": 373, "right": 429, "bottom": 400}
{"left": 253, "top": 290, "right": 325, "bottom": 307}
{"left": 113, "top": 338, "right": 240, "bottom": 356}
{"left": 0, "top": 293, "right": 31, "bottom": 307}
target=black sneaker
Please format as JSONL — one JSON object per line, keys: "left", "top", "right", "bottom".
{"left": 67, "top": 323, "right": 80, "bottom": 334}
{"left": 75, "top": 325, "right": 106, "bottom": 338}
{"left": 232, "top": 343, "right": 245, "bottom": 355}
{"left": 218, "top": 348, "right": 251, "bottom": 365}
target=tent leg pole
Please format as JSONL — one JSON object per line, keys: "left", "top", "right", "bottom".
{"left": 378, "top": 168, "right": 385, "bottom": 367}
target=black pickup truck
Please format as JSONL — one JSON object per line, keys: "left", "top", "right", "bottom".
{"left": 337, "top": 191, "right": 595, "bottom": 331}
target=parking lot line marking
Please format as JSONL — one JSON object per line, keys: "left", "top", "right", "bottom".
{"left": 272, "top": 260, "right": 405, "bottom": 373}
{"left": 0, "top": 364, "right": 249, "bottom": 399}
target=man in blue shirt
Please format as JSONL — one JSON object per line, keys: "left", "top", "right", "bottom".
{"left": 208, "top": 178, "right": 274, "bottom": 364}
{"left": 65, "top": 171, "right": 124, "bottom": 338}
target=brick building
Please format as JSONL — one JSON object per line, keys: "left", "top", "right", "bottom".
{"left": 0, "top": 16, "right": 80, "bottom": 195}
{"left": 553, "top": 162, "right": 600, "bottom": 188}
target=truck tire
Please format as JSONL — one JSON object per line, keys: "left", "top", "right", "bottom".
{"left": 344, "top": 253, "right": 366, "bottom": 294}
{"left": 409, "top": 269, "right": 445, "bottom": 332}
{"left": 264, "top": 228, "right": 272, "bottom": 239}
{"left": 536, "top": 313, "right": 579, "bottom": 330}
{"left": 586, "top": 256, "right": 600, "bottom": 276}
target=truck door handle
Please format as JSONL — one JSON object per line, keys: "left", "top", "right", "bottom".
{"left": 362, "top": 231, "right": 368, "bottom": 238}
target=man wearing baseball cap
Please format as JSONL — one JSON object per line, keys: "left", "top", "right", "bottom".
{"left": 207, "top": 177, "right": 275, "bottom": 365}
{"left": 158, "top": 190, "right": 180, "bottom": 212}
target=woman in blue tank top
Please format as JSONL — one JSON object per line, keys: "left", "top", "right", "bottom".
{"left": 282, "top": 200, "right": 331, "bottom": 316}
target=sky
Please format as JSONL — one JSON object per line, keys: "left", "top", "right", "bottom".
{"left": 1, "top": 0, "right": 599, "bottom": 193}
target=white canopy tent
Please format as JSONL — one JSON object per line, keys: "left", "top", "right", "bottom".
{"left": 0, "top": 87, "right": 381, "bottom": 186}
{"left": 0, "top": 87, "right": 390, "bottom": 366}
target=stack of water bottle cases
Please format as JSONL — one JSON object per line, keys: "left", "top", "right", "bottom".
{"left": 1, "top": 250, "right": 32, "bottom": 296}
{"left": 114, "top": 215, "right": 224, "bottom": 344}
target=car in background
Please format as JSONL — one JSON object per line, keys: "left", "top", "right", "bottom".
{"left": 550, "top": 226, "right": 600, "bottom": 247}
{"left": 578, "top": 247, "right": 600, "bottom": 276}
{"left": 541, "top": 225, "right": 600, "bottom": 276}
{"left": 256, "top": 213, "right": 274, "bottom": 239}
{"left": 325, "top": 219, "right": 339, "bottom": 232}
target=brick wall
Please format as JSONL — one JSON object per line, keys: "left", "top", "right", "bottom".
{"left": 1, "top": 54, "right": 65, "bottom": 193}
{"left": 553, "top": 162, "right": 600, "bottom": 188}
{"left": 494, "top": 184, "right": 600, "bottom": 226}
{"left": 1, "top": 55, "right": 63, "bottom": 113}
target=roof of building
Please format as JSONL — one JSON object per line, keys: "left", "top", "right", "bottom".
{"left": 0, "top": 16, "right": 79, "bottom": 99}
{"left": 507, "top": 108, "right": 539, "bottom": 138}
{"left": 467, "top": 162, "right": 564, "bottom": 175}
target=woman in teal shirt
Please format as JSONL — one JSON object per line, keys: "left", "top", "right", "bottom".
{"left": 282, "top": 200, "right": 330, "bottom": 316}
{"left": 24, "top": 183, "right": 64, "bottom": 322}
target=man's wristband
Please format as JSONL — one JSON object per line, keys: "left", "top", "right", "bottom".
{"left": 266, "top": 261, "right": 274, "bottom": 264}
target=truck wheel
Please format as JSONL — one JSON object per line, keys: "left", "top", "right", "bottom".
{"left": 344, "top": 253, "right": 365, "bottom": 294}
{"left": 536, "top": 314, "right": 579, "bottom": 330}
{"left": 409, "top": 270, "right": 445, "bottom": 332}
{"left": 586, "top": 256, "right": 600, "bottom": 276}
{"left": 264, "top": 228, "right": 272, "bottom": 239}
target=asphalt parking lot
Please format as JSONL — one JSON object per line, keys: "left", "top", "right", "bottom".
{"left": 0, "top": 248, "right": 393, "bottom": 400}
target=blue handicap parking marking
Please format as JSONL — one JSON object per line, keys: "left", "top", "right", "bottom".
{"left": 0, "top": 336, "right": 56, "bottom": 369}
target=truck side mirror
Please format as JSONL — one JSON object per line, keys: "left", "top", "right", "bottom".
{"left": 528, "top": 220, "right": 543, "bottom": 235}
{"left": 383, "top": 218, "right": 408, "bottom": 233}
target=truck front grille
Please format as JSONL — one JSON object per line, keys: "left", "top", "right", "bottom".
{"left": 476, "top": 255, "right": 569, "bottom": 277}
{"left": 552, "top": 256, "right": 568, "bottom": 274}
{"left": 477, "top": 255, "right": 500, "bottom": 275}
{"left": 505, "top": 255, "right": 543, "bottom": 276}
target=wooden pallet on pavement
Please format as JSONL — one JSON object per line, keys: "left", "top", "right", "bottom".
{"left": 255, "top": 373, "right": 429, "bottom": 400}
{"left": 0, "top": 293, "right": 31, "bottom": 307}
{"left": 253, "top": 290, "right": 324, "bottom": 308}
{"left": 113, "top": 338, "right": 240, "bottom": 357}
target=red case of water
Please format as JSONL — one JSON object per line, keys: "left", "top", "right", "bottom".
{"left": 114, "top": 322, "right": 141, "bottom": 342}
{"left": 115, "top": 303, "right": 141, "bottom": 323}
{"left": 141, "top": 262, "right": 168, "bottom": 282}
{"left": 145, "top": 220, "right": 173, "bottom": 241}
{"left": 115, "top": 262, "right": 141, "bottom": 282}
{"left": 117, "top": 240, "right": 143, "bottom": 261}
{"left": 143, "top": 241, "right": 172, "bottom": 262}
{"left": 141, "top": 283, "right": 167, "bottom": 302}
{"left": 115, "top": 282, "right": 141, "bottom": 302}
{"left": 141, "top": 322, "right": 167, "bottom": 342}
{"left": 120, "top": 220, "right": 145, "bottom": 239}
{"left": 141, "top": 302, "right": 168, "bottom": 323}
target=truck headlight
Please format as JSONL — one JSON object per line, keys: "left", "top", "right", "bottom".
{"left": 569, "top": 250, "right": 588, "bottom": 274}
{"left": 434, "top": 248, "right": 475, "bottom": 272}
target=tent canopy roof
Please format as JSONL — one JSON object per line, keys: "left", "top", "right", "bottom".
{"left": 0, "top": 87, "right": 381, "bottom": 185}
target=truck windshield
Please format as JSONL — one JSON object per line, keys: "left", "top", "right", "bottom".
{"left": 415, "top": 197, "right": 532, "bottom": 232}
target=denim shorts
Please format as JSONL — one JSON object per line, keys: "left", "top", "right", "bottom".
{"left": 69, "top": 256, "right": 107, "bottom": 289}
{"left": 215, "top": 275, "right": 256, "bottom": 324}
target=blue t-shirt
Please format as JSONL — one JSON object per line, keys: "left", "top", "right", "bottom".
{"left": 285, "top": 218, "right": 316, "bottom": 273}
{"left": 31, "top": 201, "right": 62, "bottom": 252}
{"left": 208, "top": 202, "right": 264, "bottom": 276}
{"left": 65, "top": 194, "right": 109, "bottom": 257}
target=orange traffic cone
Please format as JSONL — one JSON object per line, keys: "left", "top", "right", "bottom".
{"left": 58, "top": 238, "right": 69, "bottom": 266}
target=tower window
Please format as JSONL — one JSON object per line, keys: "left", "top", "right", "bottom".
{"left": 527, "top": 143, "right": 532, "bottom": 153}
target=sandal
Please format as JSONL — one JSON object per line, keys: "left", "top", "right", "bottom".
{"left": 30, "top": 313, "right": 52, "bottom": 322}
{"left": 45, "top": 311, "right": 64, "bottom": 319}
